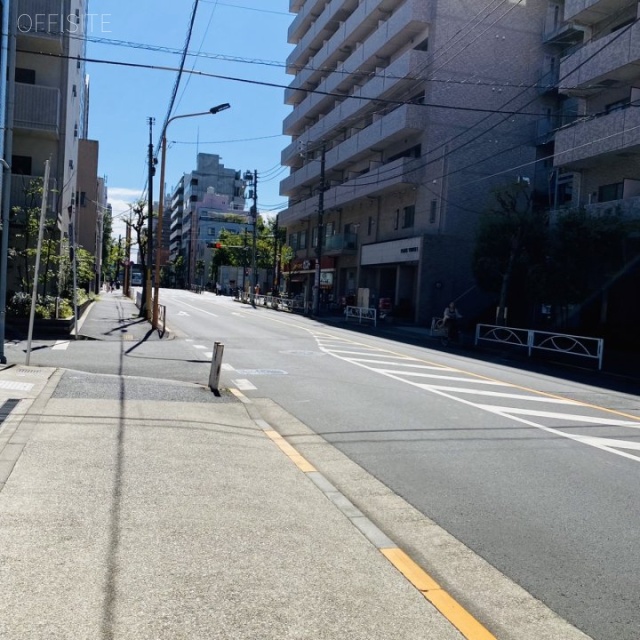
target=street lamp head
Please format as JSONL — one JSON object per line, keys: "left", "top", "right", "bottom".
{"left": 210, "top": 103, "right": 231, "bottom": 115}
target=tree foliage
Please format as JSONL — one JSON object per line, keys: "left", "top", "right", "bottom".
{"left": 472, "top": 182, "right": 547, "bottom": 323}
{"left": 473, "top": 182, "right": 630, "bottom": 326}
{"left": 127, "top": 202, "right": 149, "bottom": 315}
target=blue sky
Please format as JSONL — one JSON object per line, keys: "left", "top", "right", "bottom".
{"left": 85, "top": 1, "right": 293, "bottom": 239}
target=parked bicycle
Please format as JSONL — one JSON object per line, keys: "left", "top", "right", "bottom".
{"left": 433, "top": 318, "right": 459, "bottom": 347}
{"left": 441, "top": 302, "right": 462, "bottom": 346}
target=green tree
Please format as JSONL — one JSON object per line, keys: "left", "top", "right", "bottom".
{"left": 473, "top": 182, "right": 547, "bottom": 324}
{"left": 9, "top": 177, "right": 62, "bottom": 297}
{"left": 195, "top": 259, "right": 205, "bottom": 287}
{"left": 76, "top": 248, "right": 96, "bottom": 290}
{"left": 127, "top": 203, "right": 149, "bottom": 316}
{"left": 280, "top": 245, "right": 294, "bottom": 296}
{"left": 535, "top": 208, "right": 627, "bottom": 326}
{"left": 170, "top": 255, "right": 185, "bottom": 288}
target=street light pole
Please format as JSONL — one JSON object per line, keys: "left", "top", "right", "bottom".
{"left": 152, "top": 103, "right": 230, "bottom": 328}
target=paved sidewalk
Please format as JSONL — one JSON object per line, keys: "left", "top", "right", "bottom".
{"left": 0, "top": 294, "right": 593, "bottom": 640}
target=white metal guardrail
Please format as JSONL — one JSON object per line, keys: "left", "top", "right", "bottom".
{"left": 344, "top": 306, "right": 377, "bottom": 326}
{"left": 236, "top": 291, "right": 311, "bottom": 313}
{"left": 475, "top": 324, "right": 604, "bottom": 369}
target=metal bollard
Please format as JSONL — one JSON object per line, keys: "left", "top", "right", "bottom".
{"left": 208, "top": 341, "right": 225, "bottom": 393}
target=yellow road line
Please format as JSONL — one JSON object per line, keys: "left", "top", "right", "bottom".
{"left": 232, "top": 385, "right": 495, "bottom": 639}
{"left": 264, "top": 429, "right": 316, "bottom": 472}
{"left": 382, "top": 548, "right": 496, "bottom": 640}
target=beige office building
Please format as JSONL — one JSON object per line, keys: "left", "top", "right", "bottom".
{"left": 10, "top": 0, "right": 89, "bottom": 286}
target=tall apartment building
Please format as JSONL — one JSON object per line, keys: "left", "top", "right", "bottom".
{"left": 7, "top": 0, "right": 89, "bottom": 289}
{"left": 552, "top": 1, "right": 640, "bottom": 214}
{"left": 193, "top": 187, "right": 253, "bottom": 288}
{"left": 168, "top": 153, "right": 245, "bottom": 285}
{"left": 279, "top": 0, "right": 565, "bottom": 323}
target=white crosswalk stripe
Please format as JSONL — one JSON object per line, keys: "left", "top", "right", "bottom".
{"left": 233, "top": 379, "right": 256, "bottom": 391}
{"left": 313, "top": 333, "right": 640, "bottom": 463}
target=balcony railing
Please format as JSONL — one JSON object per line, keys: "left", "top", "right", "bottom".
{"left": 564, "top": 0, "right": 626, "bottom": 24}
{"left": 17, "top": 0, "right": 64, "bottom": 53}
{"left": 283, "top": 49, "right": 429, "bottom": 164}
{"left": 560, "top": 20, "right": 640, "bottom": 92}
{"left": 14, "top": 83, "right": 60, "bottom": 137}
{"left": 554, "top": 104, "right": 640, "bottom": 165}
{"left": 324, "top": 232, "right": 357, "bottom": 255}
{"left": 285, "top": 0, "right": 429, "bottom": 132}
{"left": 281, "top": 104, "right": 426, "bottom": 195}
{"left": 11, "top": 174, "right": 57, "bottom": 211}
{"left": 584, "top": 195, "right": 640, "bottom": 219}
{"left": 279, "top": 157, "right": 424, "bottom": 226}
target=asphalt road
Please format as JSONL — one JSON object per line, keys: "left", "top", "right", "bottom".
{"left": 12, "top": 289, "right": 640, "bottom": 640}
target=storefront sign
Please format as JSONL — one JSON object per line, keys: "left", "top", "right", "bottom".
{"left": 361, "top": 237, "right": 421, "bottom": 265}
{"left": 320, "top": 272, "right": 333, "bottom": 286}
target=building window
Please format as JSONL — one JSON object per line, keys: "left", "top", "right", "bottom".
{"left": 290, "top": 233, "right": 299, "bottom": 251}
{"left": 414, "top": 36, "right": 429, "bottom": 52}
{"left": 394, "top": 209, "right": 399, "bottom": 230}
{"left": 605, "top": 98, "right": 630, "bottom": 114}
{"left": 208, "top": 227, "right": 216, "bottom": 236}
{"left": 312, "top": 226, "right": 318, "bottom": 248}
{"left": 367, "top": 216, "right": 374, "bottom": 235}
{"left": 429, "top": 200, "right": 437, "bottom": 224}
{"left": 15, "top": 68, "right": 35, "bottom": 84}
{"left": 80, "top": 192, "right": 86, "bottom": 207}
{"left": 325, "top": 221, "right": 334, "bottom": 239}
{"left": 598, "top": 182, "right": 623, "bottom": 203}
{"left": 11, "top": 155, "right": 32, "bottom": 175}
{"left": 403, "top": 205, "right": 415, "bottom": 228}
{"left": 556, "top": 173, "right": 573, "bottom": 206}
{"left": 299, "top": 230, "right": 307, "bottom": 250}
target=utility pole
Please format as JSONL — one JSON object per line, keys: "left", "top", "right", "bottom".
{"left": 124, "top": 220, "right": 131, "bottom": 297}
{"left": 273, "top": 213, "right": 279, "bottom": 296}
{"left": 145, "top": 117, "right": 155, "bottom": 320}
{"left": 312, "top": 145, "right": 326, "bottom": 317}
{"left": 244, "top": 170, "right": 258, "bottom": 307}
{"left": 242, "top": 228, "right": 247, "bottom": 295}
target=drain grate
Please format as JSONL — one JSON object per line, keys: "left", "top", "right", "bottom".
{"left": 15, "top": 367, "right": 49, "bottom": 376}
{"left": 0, "top": 399, "right": 20, "bottom": 424}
